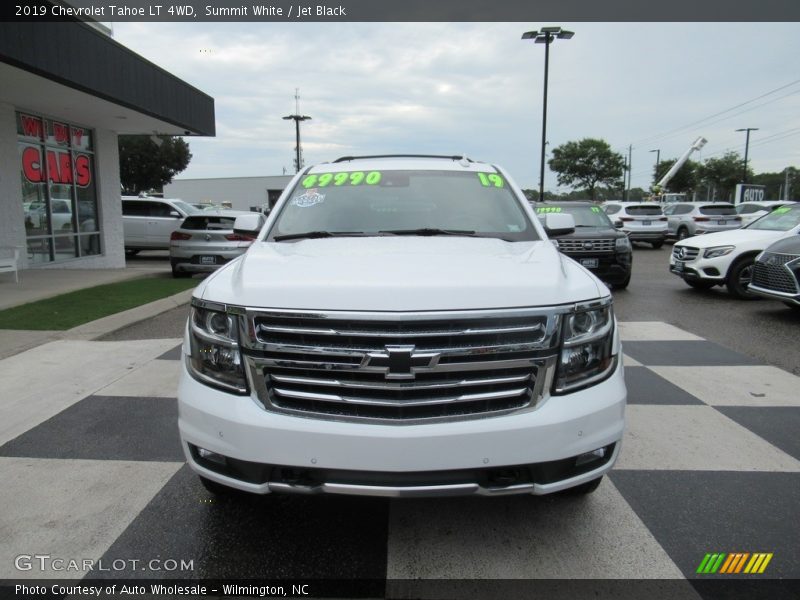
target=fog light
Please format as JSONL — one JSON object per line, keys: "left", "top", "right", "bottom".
{"left": 197, "top": 447, "right": 226, "bottom": 465}
{"left": 575, "top": 447, "right": 606, "bottom": 467}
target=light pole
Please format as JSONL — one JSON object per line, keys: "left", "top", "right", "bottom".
{"left": 735, "top": 127, "right": 758, "bottom": 183}
{"left": 283, "top": 114, "right": 311, "bottom": 173}
{"left": 649, "top": 148, "right": 660, "bottom": 183}
{"left": 522, "top": 26, "right": 574, "bottom": 202}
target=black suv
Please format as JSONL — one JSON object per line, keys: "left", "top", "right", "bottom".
{"left": 535, "top": 202, "right": 632, "bottom": 289}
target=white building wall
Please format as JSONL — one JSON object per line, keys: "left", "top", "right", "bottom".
{"left": 164, "top": 175, "right": 293, "bottom": 212}
{"left": 0, "top": 102, "right": 26, "bottom": 265}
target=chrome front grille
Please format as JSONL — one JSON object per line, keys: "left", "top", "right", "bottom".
{"left": 672, "top": 246, "right": 700, "bottom": 261}
{"left": 752, "top": 254, "right": 799, "bottom": 294}
{"left": 242, "top": 310, "right": 560, "bottom": 423}
{"left": 556, "top": 239, "right": 615, "bottom": 253}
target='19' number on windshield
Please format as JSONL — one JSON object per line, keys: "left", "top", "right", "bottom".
{"left": 477, "top": 173, "right": 505, "bottom": 188}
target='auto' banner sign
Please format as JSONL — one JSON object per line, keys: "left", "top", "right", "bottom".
{"left": 734, "top": 184, "right": 766, "bottom": 205}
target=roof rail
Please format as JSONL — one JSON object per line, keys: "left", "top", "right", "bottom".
{"left": 332, "top": 154, "right": 474, "bottom": 163}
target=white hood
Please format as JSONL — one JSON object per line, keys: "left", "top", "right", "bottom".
{"left": 195, "top": 237, "right": 604, "bottom": 311}
{"left": 677, "top": 228, "right": 790, "bottom": 249}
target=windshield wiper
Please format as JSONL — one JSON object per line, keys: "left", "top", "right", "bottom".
{"left": 273, "top": 231, "right": 365, "bottom": 241}
{"left": 378, "top": 228, "right": 477, "bottom": 237}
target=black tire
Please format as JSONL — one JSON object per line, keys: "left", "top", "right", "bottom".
{"left": 199, "top": 476, "right": 237, "bottom": 496}
{"left": 651, "top": 241, "right": 664, "bottom": 249}
{"left": 561, "top": 476, "right": 603, "bottom": 496}
{"left": 685, "top": 279, "right": 716, "bottom": 291}
{"left": 171, "top": 261, "right": 191, "bottom": 279}
{"left": 611, "top": 274, "right": 631, "bottom": 290}
{"left": 726, "top": 256, "right": 759, "bottom": 299}
{"left": 676, "top": 227, "right": 690, "bottom": 241}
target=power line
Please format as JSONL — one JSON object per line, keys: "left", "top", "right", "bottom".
{"left": 631, "top": 78, "right": 800, "bottom": 146}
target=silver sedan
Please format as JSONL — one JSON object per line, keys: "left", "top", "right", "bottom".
{"left": 169, "top": 211, "right": 263, "bottom": 278}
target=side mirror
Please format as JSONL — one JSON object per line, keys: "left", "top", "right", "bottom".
{"left": 614, "top": 220, "right": 624, "bottom": 229}
{"left": 543, "top": 213, "right": 575, "bottom": 237}
{"left": 169, "top": 210, "right": 181, "bottom": 218}
{"left": 233, "top": 213, "right": 264, "bottom": 239}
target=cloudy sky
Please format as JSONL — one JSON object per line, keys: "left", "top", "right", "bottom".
{"left": 113, "top": 22, "right": 800, "bottom": 191}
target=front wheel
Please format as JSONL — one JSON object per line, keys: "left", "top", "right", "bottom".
{"left": 676, "top": 227, "right": 690, "bottom": 241}
{"left": 726, "top": 257, "right": 759, "bottom": 299}
{"left": 611, "top": 274, "right": 631, "bottom": 290}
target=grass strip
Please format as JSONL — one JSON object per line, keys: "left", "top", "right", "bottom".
{"left": 0, "top": 276, "right": 196, "bottom": 330}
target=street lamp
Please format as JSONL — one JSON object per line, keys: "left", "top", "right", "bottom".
{"left": 522, "top": 26, "right": 574, "bottom": 202}
{"left": 649, "top": 148, "right": 660, "bottom": 182}
{"left": 283, "top": 113, "right": 312, "bottom": 173}
{"left": 735, "top": 128, "right": 758, "bottom": 183}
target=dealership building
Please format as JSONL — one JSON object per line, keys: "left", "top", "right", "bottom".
{"left": 0, "top": 18, "right": 215, "bottom": 270}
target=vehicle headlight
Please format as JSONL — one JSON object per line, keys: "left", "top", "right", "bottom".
{"left": 615, "top": 236, "right": 631, "bottom": 251}
{"left": 554, "top": 301, "right": 617, "bottom": 394}
{"left": 187, "top": 302, "right": 247, "bottom": 394}
{"left": 703, "top": 245, "right": 735, "bottom": 259}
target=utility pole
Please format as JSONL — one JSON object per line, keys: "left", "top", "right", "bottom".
{"left": 735, "top": 127, "right": 758, "bottom": 183}
{"left": 283, "top": 89, "right": 312, "bottom": 173}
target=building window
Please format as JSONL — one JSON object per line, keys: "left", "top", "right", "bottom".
{"left": 18, "top": 111, "right": 100, "bottom": 264}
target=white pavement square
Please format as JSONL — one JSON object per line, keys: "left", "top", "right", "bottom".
{"left": 0, "top": 457, "right": 181, "bottom": 579}
{"left": 649, "top": 365, "right": 800, "bottom": 407}
{"left": 98, "top": 353, "right": 182, "bottom": 398}
{"left": 618, "top": 322, "right": 704, "bottom": 342}
{"left": 618, "top": 405, "right": 800, "bottom": 472}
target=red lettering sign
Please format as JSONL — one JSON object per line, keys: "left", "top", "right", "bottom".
{"left": 21, "top": 149, "right": 92, "bottom": 187}
{"left": 20, "top": 115, "right": 43, "bottom": 140}
{"left": 72, "top": 128, "right": 84, "bottom": 147}
{"left": 75, "top": 155, "right": 91, "bottom": 187}
{"left": 22, "top": 146, "right": 43, "bottom": 183}
{"left": 53, "top": 122, "right": 69, "bottom": 144}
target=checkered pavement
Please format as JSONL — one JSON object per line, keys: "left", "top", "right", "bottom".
{"left": 0, "top": 322, "right": 798, "bottom": 592}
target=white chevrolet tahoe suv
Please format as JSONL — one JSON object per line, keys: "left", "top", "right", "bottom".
{"left": 178, "top": 155, "right": 627, "bottom": 498}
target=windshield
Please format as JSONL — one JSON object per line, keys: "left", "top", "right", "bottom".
{"left": 268, "top": 169, "right": 538, "bottom": 241}
{"left": 172, "top": 200, "right": 201, "bottom": 215}
{"left": 537, "top": 204, "right": 613, "bottom": 227}
{"left": 745, "top": 204, "right": 800, "bottom": 231}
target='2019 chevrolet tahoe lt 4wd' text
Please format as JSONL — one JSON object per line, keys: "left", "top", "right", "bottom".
{"left": 178, "top": 155, "right": 627, "bottom": 498}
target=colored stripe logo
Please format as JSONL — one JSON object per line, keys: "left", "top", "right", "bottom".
{"left": 696, "top": 553, "right": 773, "bottom": 574}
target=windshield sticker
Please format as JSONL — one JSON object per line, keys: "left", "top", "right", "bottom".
{"left": 773, "top": 206, "right": 792, "bottom": 214}
{"left": 591, "top": 206, "right": 601, "bottom": 213}
{"left": 477, "top": 173, "right": 505, "bottom": 188}
{"left": 536, "top": 206, "right": 562, "bottom": 213}
{"left": 292, "top": 189, "right": 325, "bottom": 208}
{"left": 302, "top": 171, "right": 382, "bottom": 189}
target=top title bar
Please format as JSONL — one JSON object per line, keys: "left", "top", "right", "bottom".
{"left": 3, "top": 0, "right": 800, "bottom": 22}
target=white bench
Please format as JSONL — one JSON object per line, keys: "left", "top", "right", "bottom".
{"left": 0, "top": 247, "right": 20, "bottom": 283}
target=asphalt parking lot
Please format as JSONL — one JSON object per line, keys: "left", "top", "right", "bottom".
{"left": 2, "top": 246, "right": 798, "bottom": 598}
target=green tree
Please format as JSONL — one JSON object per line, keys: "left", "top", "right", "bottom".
{"left": 699, "top": 152, "right": 749, "bottom": 202}
{"left": 653, "top": 158, "right": 700, "bottom": 193}
{"left": 752, "top": 167, "right": 799, "bottom": 200}
{"left": 548, "top": 139, "right": 626, "bottom": 201}
{"left": 119, "top": 135, "right": 192, "bottom": 195}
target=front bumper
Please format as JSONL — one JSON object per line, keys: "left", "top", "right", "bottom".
{"left": 669, "top": 253, "right": 727, "bottom": 283}
{"left": 178, "top": 355, "right": 626, "bottom": 497}
{"left": 748, "top": 283, "right": 800, "bottom": 306}
{"left": 563, "top": 252, "right": 631, "bottom": 285}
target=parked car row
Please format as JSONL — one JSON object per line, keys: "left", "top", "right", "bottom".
{"left": 668, "top": 202, "right": 800, "bottom": 307}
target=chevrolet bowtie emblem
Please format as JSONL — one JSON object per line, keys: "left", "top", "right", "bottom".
{"left": 363, "top": 345, "right": 441, "bottom": 380}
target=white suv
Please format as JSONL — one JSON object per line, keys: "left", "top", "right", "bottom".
{"left": 602, "top": 201, "right": 668, "bottom": 248}
{"left": 669, "top": 203, "right": 800, "bottom": 298}
{"left": 122, "top": 196, "right": 201, "bottom": 254}
{"left": 178, "top": 155, "right": 626, "bottom": 498}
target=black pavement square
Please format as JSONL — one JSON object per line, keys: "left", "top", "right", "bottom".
{"left": 623, "top": 340, "right": 761, "bottom": 367}
{"left": 610, "top": 470, "right": 800, "bottom": 582}
{"left": 95, "top": 465, "right": 389, "bottom": 584}
{"left": 0, "top": 395, "right": 183, "bottom": 462}
{"left": 157, "top": 344, "right": 182, "bottom": 361}
{"left": 625, "top": 366, "right": 704, "bottom": 405}
{"left": 716, "top": 406, "right": 800, "bottom": 462}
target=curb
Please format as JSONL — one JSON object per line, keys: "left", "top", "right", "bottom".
{"left": 0, "top": 288, "right": 194, "bottom": 360}
{"left": 63, "top": 288, "right": 195, "bottom": 340}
